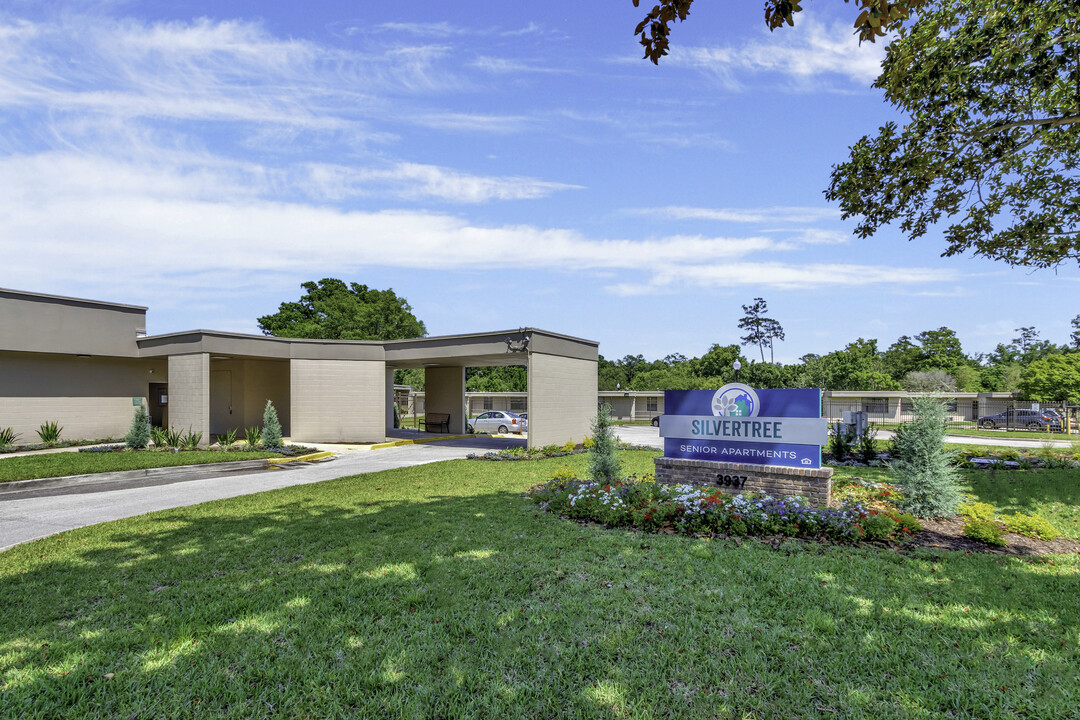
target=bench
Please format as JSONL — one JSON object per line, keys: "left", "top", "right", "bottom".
{"left": 421, "top": 412, "right": 451, "bottom": 433}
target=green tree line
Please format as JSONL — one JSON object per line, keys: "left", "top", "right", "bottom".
{"left": 599, "top": 321, "right": 1080, "bottom": 403}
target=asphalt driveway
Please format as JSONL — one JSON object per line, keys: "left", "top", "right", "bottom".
{"left": 0, "top": 435, "right": 524, "bottom": 552}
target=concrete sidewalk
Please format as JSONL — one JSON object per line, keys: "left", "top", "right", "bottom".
{"left": 0, "top": 435, "right": 524, "bottom": 552}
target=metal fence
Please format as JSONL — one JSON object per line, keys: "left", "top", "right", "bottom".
{"left": 823, "top": 396, "right": 1079, "bottom": 434}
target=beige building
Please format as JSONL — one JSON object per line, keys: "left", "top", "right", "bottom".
{"left": 0, "top": 289, "right": 598, "bottom": 448}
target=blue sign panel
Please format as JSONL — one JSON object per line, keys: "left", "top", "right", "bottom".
{"left": 664, "top": 438, "right": 821, "bottom": 467}
{"left": 661, "top": 385, "right": 824, "bottom": 469}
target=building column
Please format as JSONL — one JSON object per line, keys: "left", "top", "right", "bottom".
{"left": 526, "top": 351, "right": 598, "bottom": 448}
{"left": 424, "top": 366, "right": 466, "bottom": 433}
{"left": 290, "top": 359, "right": 385, "bottom": 443}
{"left": 167, "top": 353, "right": 210, "bottom": 446}
{"left": 386, "top": 368, "right": 396, "bottom": 432}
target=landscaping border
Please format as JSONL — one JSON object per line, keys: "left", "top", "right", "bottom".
{"left": 654, "top": 457, "right": 833, "bottom": 507}
{"left": 0, "top": 459, "right": 272, "bottom": 494}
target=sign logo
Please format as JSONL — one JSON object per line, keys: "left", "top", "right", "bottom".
{"left": 711, "top": 383, "right": 759, "bottom": 418}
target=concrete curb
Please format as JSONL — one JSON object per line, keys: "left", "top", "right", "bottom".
{"left": 367, "top": 434, "right": 474, "bottom": 450}
{"left": 0, "top": 459, "right": 272, "bottom": 494}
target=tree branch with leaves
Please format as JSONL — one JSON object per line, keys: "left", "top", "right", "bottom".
{"left": 631, "top": 0, "right": 926, "bottom": 64}
{"left": 826, "top": 0, "right": 1080, "bottom": 268}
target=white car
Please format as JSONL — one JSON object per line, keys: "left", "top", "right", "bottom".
{"left": 469, "top": 411, "right": 524, "bottom": 434}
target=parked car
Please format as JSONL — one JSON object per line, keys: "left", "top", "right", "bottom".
{"left": 651, "top": 416, "right": 660, "bottom": 427}
{"left": 469, "top": 411, "right": 525, "bottom": 435}
{"left": 519, "top": 413, "right": 528, "bottom": 431}
{"left": 977, "top": 409, "right": 1063, "bottom": 431}
{"left": 1044, "top": 409, "right": 1078, "bottom": 430}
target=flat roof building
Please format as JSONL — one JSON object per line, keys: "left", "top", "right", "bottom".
{"left": 0, "top": 288, "right": 598, "bottom": 448}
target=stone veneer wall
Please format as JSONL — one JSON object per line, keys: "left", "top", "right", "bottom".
{"left": 654, "top": 457, "right": 833, "bottom": 507}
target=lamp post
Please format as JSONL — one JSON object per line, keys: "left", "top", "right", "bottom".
{"left": 732, "top": 359, "right": 741, "bottom": 383}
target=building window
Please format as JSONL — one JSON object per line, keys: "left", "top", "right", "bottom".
{"left": 863, "top": 398, "right": 888, "bottom": 415}
{"left": 646, "top": 397, "right": 658, "bottom": 412}
{"left": 483, "top": 397, "right": 493, "bottom": 410}
{"left": 510, "top": 398, "right": 526, "bottom": 411}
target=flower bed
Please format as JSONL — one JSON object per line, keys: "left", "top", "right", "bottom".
{"left": 0, "top": 437, "right": 119, "bottom": 454}
{"left": 77, "top": 443, "right": 318, "bottom": 456}
{"left": 467, "top": 442, "right": 584, "bottom": 462}
{"left": 531, "top": 471, "right": 920, "bottom": 543}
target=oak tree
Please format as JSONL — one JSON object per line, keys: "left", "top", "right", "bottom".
{"left": 258, "top": 278, "right": 426, "bottom": 341}
{"left": 826, "top": 0, "right": 1080, "bottom": 267}
{"left": 633, "top": 0, "right": 1080, "bottom": 268}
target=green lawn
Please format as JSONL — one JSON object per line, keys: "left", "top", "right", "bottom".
{"left": 947, "top": 428, "right": 1077, "bottom": 441}
{"left": 0, "top": 450, "right": 280, "bottom": 484}
{"left": 965, "top": 468, "right": 1080, "bottom": 540}
{"left": 1, "top": 451, "right": 1077, "bottom": 718}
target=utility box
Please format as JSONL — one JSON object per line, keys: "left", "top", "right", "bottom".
{"left": 841, "top": 410, "right": 869, "bottom": 436}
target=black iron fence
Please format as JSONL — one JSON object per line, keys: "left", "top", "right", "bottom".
{"left": 823, "top": 396, "right": 1079, "bottom": 435}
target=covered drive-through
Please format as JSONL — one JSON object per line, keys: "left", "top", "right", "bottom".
{"left": 0, "top": 289, "right": 599, "bottom": 449}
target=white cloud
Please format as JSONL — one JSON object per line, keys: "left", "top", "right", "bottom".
{"left": 405, "top": 112, "right": 531, "bottom": 133}
{"left": 0, "top": 15, "right": 477, "bottom": 139}
{"left": 0, "top": 152, "right": 957, "bottom": 302}
{"left": 373, "top": 22, "right": 468, "bottom": 38}
{"left": 633, "top": 205, "right": 843, "bottom": 224}
{"left": 606, "top": 262, "right": 956, "bottom": 295}
{"left": 301, "top": 162, "right": 582, "bottom": 203}
{"left": 673, "top": 16, "right": 887, "bottom": 89}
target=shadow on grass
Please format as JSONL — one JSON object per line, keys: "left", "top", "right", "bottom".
{"left": 966, "top": 468, "right": 1080, "bottom": 508}
{"left": 0, "top": 474, "right": 1077, "bottom": 719}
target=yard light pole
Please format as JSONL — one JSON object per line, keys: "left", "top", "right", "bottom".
{"left": 732, "top": 359, "right": 741, "bottom": 383}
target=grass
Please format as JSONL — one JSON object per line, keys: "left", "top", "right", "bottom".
{"left": 947, "top": 428, "right": 1076, "bottom": 440}
{"left": 1, "top": 450, "right": 1077, "bottom": 718}
{"left": 0, "top": 451, "right": 280, "bottom": 484}
{"left": 965, "top": 468, "right": 1080, "bottom": 540}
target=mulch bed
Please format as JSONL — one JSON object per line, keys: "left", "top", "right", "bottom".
{"left": 905, "top": 517, "right": 1080, "bottom": 555}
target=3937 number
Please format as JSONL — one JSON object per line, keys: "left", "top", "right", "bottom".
{"left": 716, "top": 474, "right": 748, "bottom": 488}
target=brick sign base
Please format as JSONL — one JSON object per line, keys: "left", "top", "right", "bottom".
{"left": 654, "top": 457, "right": 833, "bottom": 507}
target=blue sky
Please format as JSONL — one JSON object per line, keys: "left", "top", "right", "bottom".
{"left": 1, "top": 0, "right": 1075, "bottom": 363}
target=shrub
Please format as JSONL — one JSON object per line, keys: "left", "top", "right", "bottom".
{"left": 0, "top": 427, "right": 18, "bottom": 448}
{"left": 963, "top": 518, "right": 1006, "bottom": 546}
{"left": 587, "top": 403, "right": 621, "bottom": 482}
{"left": 181, "top": 428, "right": 202, "bottom": 450}
{"left": 262, "top": 400, "right": 283, "bottom": 450}
{"left": 1001, "top": 513, "right": 1060, "bottom": 541}
{"left": 245, "top": 426, "right": 262, "bottom": 449}
{"left": 218, "top": 427, "right": 239, "bottom": 451}
{"left": 37, "top": 420, "right": 63, "bottom": 445}
{"left": 828, "top": 423, "right": 855, "bottom": 461}
{"left": 959, "top": 501, "right": 997, "bottom": 522}
{"left": 893, "top": 513, "right": 923, "bottom": 534}
{"left": 890, "top": 397, "right": 964, "bottom": 518}
{"left": 150, "top": 426, "right": 168, "bottom": 449}
{"left": 164, "top": 427, "right": 184, "bottom": 449}
{"left": 124, "top": 403, "right": 151, "bottom": 449}
{"left": 860, "top": 513, "right": 899, "bottom": 541}
{"left": 561, "top": 440, "right": 576, "bottom": 453}
{"left": 856, "top": 423, "right": 879, "bottom": 464}
{"left": 582, "top": 435, "right": 596, "bottom": 449}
